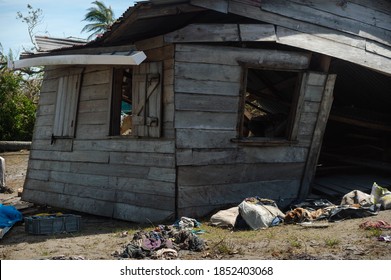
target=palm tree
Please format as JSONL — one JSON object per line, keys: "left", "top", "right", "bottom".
{"left": 81, "top": 1, "right": 115, "bottom": 41}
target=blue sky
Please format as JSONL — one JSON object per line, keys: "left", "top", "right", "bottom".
{"left": 0, "top": 0, "right": 136, "bottom": 56}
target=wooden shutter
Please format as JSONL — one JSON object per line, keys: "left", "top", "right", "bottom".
{"left": 53, "top": 68, "right": 83, "bottom": 137}
{"left": 132, "top": 62, "right": 163, "bottom": 137}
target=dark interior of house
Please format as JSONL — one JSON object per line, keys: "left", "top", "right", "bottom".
{"left": 313, "top": 59, "right": 391, "bottom": 198}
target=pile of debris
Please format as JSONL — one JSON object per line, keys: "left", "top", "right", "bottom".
{"left": 114, "top": 217, "right": 206, "bottom": 260}
{"left": 210, "top": 182, "right": 391, "bottom": 230}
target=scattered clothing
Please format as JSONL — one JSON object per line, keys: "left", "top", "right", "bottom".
{"left": 152, "top": 248, "right": 178, "bottom": 260}
{"left": 173, "top": 217, "right": 201, "bottom": 230}
{"left": 115, "top": 217, "right": 206, "bottom": 259}
{"left": 378, "top": 235, "right": 391, "bottom": 242}
{"left": 359, "top": 220, "right": 391, "bottom": 230}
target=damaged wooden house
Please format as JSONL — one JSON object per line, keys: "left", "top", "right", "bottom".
{"left": 10, "top": 0, "right": 391, "bottom": 222}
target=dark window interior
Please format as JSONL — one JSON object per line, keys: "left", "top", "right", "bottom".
{"left": 241, "top": 68, "right": 301, "bottom": 140}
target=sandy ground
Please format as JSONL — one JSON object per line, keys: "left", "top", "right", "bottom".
{"left": 0, "top": 151, "right": 390, "bottom": 260}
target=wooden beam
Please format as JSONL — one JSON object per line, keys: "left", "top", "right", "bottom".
{"left": 164, "top": 23, "right": 276, "bottom": 43}
{"left": 276, "top": 27, "right": 391, "bottom": 76}
{"left": 190, "top": 0, "right": 228, "bottom": 13}
{"left": 328, "top": 114, "right": 391, "bottom": 132}
{"left": 300, "top": 74, "right": 336, "bottom": 199}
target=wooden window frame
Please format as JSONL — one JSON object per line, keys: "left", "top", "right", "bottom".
{"left": 234, "top": 63, "right": 304, "bottom": 146}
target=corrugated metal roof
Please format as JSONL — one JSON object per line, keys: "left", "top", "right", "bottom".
{"left": 35, "top": 36, "right": 87, "bottom": 52}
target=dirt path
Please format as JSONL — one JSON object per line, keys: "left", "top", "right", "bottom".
{"left": 0, "top": 151, "right": 390, "bottom": 260}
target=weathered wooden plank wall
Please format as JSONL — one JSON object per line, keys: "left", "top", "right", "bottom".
{"left": 23, "top": 41, "right": 177, "bottom": 223}
{"left": 174, "top": 44, "right": 322, "bottom": 217}
{"left": 226, "top": 0, "right": 391, "bottom": 75}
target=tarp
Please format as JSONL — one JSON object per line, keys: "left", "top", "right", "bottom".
{"left": 0, "top": 204, "right": 23, "bottom": 228}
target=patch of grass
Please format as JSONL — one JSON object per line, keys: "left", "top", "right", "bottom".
{"left": 325, "top": 238, "right": 340, "bottom": 247}
{"left": 365, "top": 228, "right": 382, "bottom": 238}
{"left": 213, "top": 239, "right": 242, "bottom": 255}
{"left": 289, "top": 237, "right": 302, "bottom": 248}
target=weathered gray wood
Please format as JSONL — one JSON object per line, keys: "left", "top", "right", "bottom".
{"left": 78, "top": 99, "right": 108, "bottom": 113}
{"left": 289, "top": 0, "right": 391, "bottom": 32}
{"left": 63, "top": 184, "right": 115, "bottom": 201}
{"left": 79, "top": 84, "right": 109, "bottom": 101}
{"left": 69, "top": 162, "right": 176, "bottom": 183}
{"left": 28, "top": 158, "right": 72, "bottom": 172}
{"left": 22, "top": 189, "right": 115, "bottom": 218}
{"left": 82, "top": 69, "right": 111, "bottom": 86}
{"left": 34, "top": 115, "right": 54, "bottom": 126}
{"left": 77, "top": 112, "right": 107, "bottom": 125}
{"left": 38, "top": 91, "right": 56, "bottom": 105}
{"left": 75, "top": 124, "right": 108, "bottom": 139}
{"left": 176, "top": 129, "right": 237, "bottom": 149}
{"left": 190, "top": 0, "right": 228, "bottom": 13}
{"left": 33, "top": 126, "right": 53, "bottom": 140}
{"left": 304, "top": 101, "right": 321, "bottom": 113}
{"left": 277, "top": 27, "right": 391, "bottom": 75}
{"left": 175, "top": 78, "right": 241, "bottom": 96}
{"left": 148, "top": 167, "right": 176, "bottom": 183}
{"left": 165, "top": 24, "right": 239, "bottom": 43}
{"left": 23, "top": 179, "right": 65, "bottom": 193}
{"left": 73, "top": 139, "right": 175, "bottom": 153}
{"left": 30, "top": 150, "right": 109, "bottom": 163}
{"left": 132, "top": 61, "right": 163, "bottom": 138}
{"left": 228, "top": 0, "right": 367, "bottom": 50}
{"left": 115, "top": 190, "right": 175, "bottom": 210}
{"left": 261, "top": 0, "right": 391, "bottom": 47}
{"left": 83, "top": 139, "right": 173, "bottom": 153}
{"left": 240, "top": 24, "right": 276, "bottom": 41}
{"left": 300, "top": 74, "right": 336, "bottom": 199}
{"left": 176, "top": 146, "right": 308, "bottom": 166}
{"left": 53, "top": 72, "right": 82, "bottom": 137}
{"left": 110, "top": 151, "right": 175, "bottom": 168}
{"left": 366, "top": 41, "right": 391, "bottom": 59}
{"left": 175, "top": 61, "right": 241, "bottom": 82}
{"left": 175, "top": 44, "right": 311, "bottom": 68}
{"left": 70, "top": 162, "right": 149, "bottom": 179}
{"left": 349, "top": 0, "right": 391, "bottom": 15}
{"left": 165, "top": 23, "right": 276, "bottom": 43}
{"left": 31, "top": 138, "right": 73, "bottom": 151}
{"left": 135, "top": 35, "right": 166, "bottom": 51}
{"left": 175, "top": 93, "right": 239, "bottom": 113}
{"left": 178, "top": 162, "right": 305, "bottom": 186}
{"left": 36, "top": 104, "right": 55, "bottom": 116}
{"left": 178, "top": 179, "right": 300, "bottom": 208}
{"left": 175, "top": 111, "right": 237, "bottom": 130}
{"left": 113, "top": 203, "right": 174, "bottom": 223}
{"left": 110, "top": 177, "right": 175, "bottom": 196}
{"left": 290, "top": 73, "right": 307, "bottom": 141}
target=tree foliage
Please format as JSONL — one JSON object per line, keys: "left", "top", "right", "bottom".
{"left": 81, "top": 1, "right": 115, "bottom": 41}
{"left": 0, "top": 46, "right": 38, "bottom": 141}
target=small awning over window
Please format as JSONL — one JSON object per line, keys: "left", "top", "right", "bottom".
{"left": 7, "top": 50, "right": 147, "bottom": 70}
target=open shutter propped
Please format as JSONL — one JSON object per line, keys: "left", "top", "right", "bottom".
{"left": 132, "top": 62, "right": 163, "bottom": 137}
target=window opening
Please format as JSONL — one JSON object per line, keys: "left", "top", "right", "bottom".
{"left": 241, "top": 68, "right": 300, "bottom": 140}
{"left": 111, "top": 68, "right": 133, "bottom": 136}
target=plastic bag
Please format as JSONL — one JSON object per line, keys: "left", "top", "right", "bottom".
{"left": 238, "top": 200, "right": 285, "bottom": 230}
{"left": 370, "top": 182, "right": 391, "bottom": 210}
